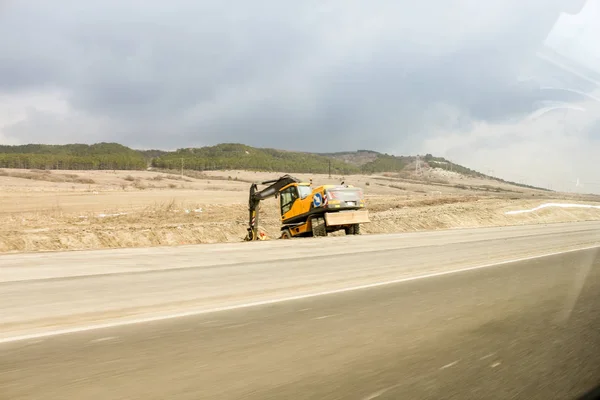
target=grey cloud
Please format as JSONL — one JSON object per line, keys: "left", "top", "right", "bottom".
{"left": 0, "top": 0, "right": 596, "bottom": 156}
{"left": 422, "top": 99, "right": 600, "bottom": 191}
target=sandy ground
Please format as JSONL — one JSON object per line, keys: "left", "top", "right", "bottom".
{"left": 1, "top": 168, "right": 599, "bottom": 253}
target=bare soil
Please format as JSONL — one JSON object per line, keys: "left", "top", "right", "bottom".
{"left": 1, "top": 168, "right": 599, "bottom": 253}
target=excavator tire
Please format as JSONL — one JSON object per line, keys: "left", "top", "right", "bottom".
{"left": 344, "top": 224, "right": 361, "bottom": 235}
{"left": 280, "top": 229, "right": 292, "bottom": 239}
{"left": 311, "top": 217, "right": 327, "bottom": 237}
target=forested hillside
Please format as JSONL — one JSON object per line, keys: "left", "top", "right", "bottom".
{"left": 321, "top": 152, "right": 410, "bottom": 173}
{"left": 0, "top": 142, "right": 514, "bottom": 179}
{"left": 0, "top": 143, "right": 147, "bottom": 170}
{"left": 0, "top": 142, "right": 547, "bottom": 191}
{"left": 151, "top": 143, "right": 361, "bottom": 174}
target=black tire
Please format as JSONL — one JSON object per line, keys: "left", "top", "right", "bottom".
{"left": 280, "top": 229, "right": 292, "bottom": 239}
{"left": 311, "top": 217, "right": 327, "bottom": 237}
{"left": 344, "top": 224, "right": 360, "bottom": 235}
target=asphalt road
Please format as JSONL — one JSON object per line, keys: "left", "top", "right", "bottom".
{"left": 2, "top": 221, "right": 600, "bottom": 340}
{"left": 1, "top": 222, "right": 600, "bottom": 399}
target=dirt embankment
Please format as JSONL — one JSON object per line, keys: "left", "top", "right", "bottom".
{"left": 1, "top": 169, "right": 599, "bottom": 253}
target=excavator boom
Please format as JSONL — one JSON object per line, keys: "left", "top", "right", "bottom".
{"left": 245, "top": 174, "right": 301, "bottom": 241}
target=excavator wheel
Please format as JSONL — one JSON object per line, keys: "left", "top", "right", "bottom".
{"left": 344, "top": 224, "right": 361, "bottom": 235}
{"left": 280, "top": 229, "right": 292, "bottom": 239}
{"left": 311, "top": 217, "right": 327, "bottom": 237}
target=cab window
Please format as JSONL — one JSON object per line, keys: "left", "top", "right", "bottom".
{"left": 280, "top": 186, "right": 298, "bottom": 215}
{"left": 297, "top": 185, "right": 312, "bottom": 199}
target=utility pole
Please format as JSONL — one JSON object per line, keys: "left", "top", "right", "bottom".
{"left": 181, "top": 158, "right": 184, "bottom": 178}
{"left": 328, "top": 159, "right": 331, "bottom": 179}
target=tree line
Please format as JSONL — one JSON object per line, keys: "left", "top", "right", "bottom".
{"left": 0, "top": 142, "right": 414, "bottom": 175}
{"left": 0, "top": 153, "right": 147, "bottom": 170}
{"left": 152, "top": 154, "right": 361, "bottom": 174}
{"left": 0, "top": 142, "right": 141, "bottom": 156}
{"left": 151, "top": 143, "right": 414, "bottom": 174}
{"left": 360, "top": 154, "right": 408, "bottom": 173}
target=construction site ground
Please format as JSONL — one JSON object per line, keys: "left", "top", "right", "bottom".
{"left": 1, "top": 168, "right": 599, "bottom": 253}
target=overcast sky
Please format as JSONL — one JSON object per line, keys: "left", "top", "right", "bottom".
{"left": 0, "top": 0, "right": 599, "bottom": 191}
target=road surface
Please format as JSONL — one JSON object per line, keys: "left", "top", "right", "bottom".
{"left": 1, "top": 221, "right": 600, "bottom": 399}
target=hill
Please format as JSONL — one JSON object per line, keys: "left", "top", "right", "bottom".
{"left": 0, "top": 142, "right": 549, "bottom": 191}
{"left": 322, "top": 151, "right": 548, "bottom": 191}
{"left": 151, "top": 143, "right": 361, "bottom": 174}
{"left": 0, "top": 142, "right": 147, "bottom": 170}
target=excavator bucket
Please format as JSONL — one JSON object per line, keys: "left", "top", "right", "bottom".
{"left": 244, "top": 229, "right": 269, "bottom": 241}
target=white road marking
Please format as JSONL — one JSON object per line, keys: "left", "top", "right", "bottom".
{"left": 0, "top": 244, "right": 598, "bottom": 345}
{"left": 480, "top": 353, "right": 496, "bottom": 360}
{"left": 314, "top": 314, "right": 337, "bottom": 320}
{"left": 362, "top": 383, "right": 403, "bottom": 400}
{"left": 440, "top": 360, "right": 460, "bottom": 370}
{"left": 225, "top": 323, "right": 251, "bottom": 329}
{"left": 90, "top": 336, "right": 117, "bottom": 343}
{"left": 491, "top": 362, "right": 501, "bottom": 368}
{"left": 362, "top": 390, "right": 387, "bottom": 400}
{"left": 505, "top": 203, "right": 600, "bottom": 215}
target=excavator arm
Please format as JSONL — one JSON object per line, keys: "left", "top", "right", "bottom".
{"left": 244, "top": 174, "right": 301, "bottom": 241}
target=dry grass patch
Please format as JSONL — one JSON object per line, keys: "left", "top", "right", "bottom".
{"left": 132, "top": 180, "right": 147, "bottom": 190}
{"left": 0, "top": 169, "right": 96, "bottom": 184}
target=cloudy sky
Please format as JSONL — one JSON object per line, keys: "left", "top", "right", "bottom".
{"left": 0, "top": 0, "right": 599, "bottom": 191}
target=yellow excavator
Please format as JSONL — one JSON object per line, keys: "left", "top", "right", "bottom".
{"left": 244, "top": 174, "right": 369, "bottom": 240}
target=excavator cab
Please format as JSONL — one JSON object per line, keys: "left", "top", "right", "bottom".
{"left": 279, "top": 185, "right": 298, "bottom": 215}
{"left": 279, "top": 183, "right": 314, "bottom": 222}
